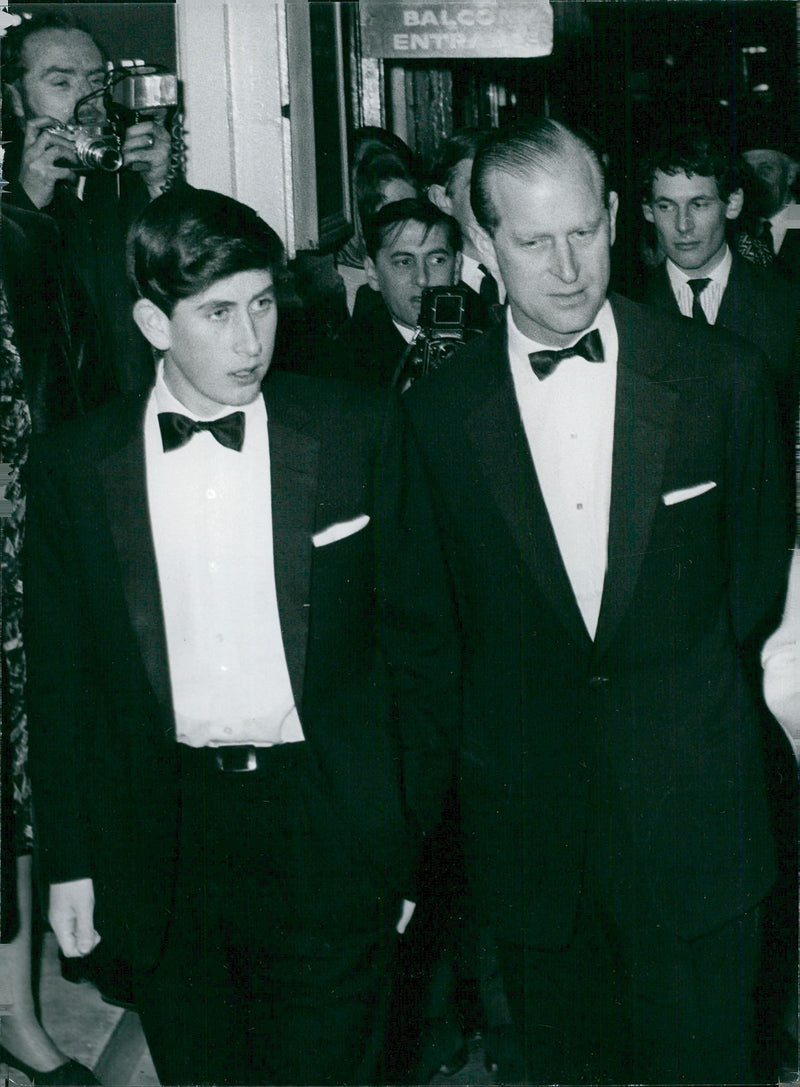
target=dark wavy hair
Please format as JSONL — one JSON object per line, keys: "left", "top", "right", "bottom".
{"left": 363, "top": 197, "right": 460, "bottom": 262}
{"left": 638, "top": 125, "right": 743, "bottom": 205}
{"left": 127, "top": 187, "right": 284, "bottom": 316}
{"left": 471, "top": 118, "right": 609, "bottom": 236}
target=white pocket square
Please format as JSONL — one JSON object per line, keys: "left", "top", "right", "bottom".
{"left": 312, "top": 513, "right": 370, "bottom": 547}
{"left": 662, "top": 481, "right": 716, "bottom": 506}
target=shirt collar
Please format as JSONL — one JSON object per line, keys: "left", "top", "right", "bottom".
{"left": 665, "top": 244, "right": 732, "bottom": 293}
{"left": 506, "top": 297, "right": 618, "bottom": 364}
{"left": 153, "top": 359, "right": 267, "bottom": 425}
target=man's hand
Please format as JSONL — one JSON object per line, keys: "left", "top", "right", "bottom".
{"left": 17, "top": 118, "right": 78, "bottom": 209}
{"left": 122, "top": 116, "right": 172, "bottom": 199}
{"left": 49, "top": 878, "right": 102, "bottom": 958}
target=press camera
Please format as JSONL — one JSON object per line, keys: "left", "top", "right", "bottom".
{"left": 49, "top": 62, "right": 179, "bottom": 173}
{"left": 396, "top": 285, "right": 481, "bottom": 389}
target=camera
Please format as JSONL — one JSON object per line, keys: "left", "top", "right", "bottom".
{"left": 48, "top": 122, "right": 123, "bottom": 173}
{"left": 48, "top": 63, "right": 180, "bottom": 174}
{"left": 396, "top": 285, "right": 480, "bottom": 388}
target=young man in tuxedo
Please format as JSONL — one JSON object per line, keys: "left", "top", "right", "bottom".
{"left": 24, "top": 187, "right": 418, "bottom": 1086}
{"left": 395, "top": 119, "right": 792, "bottom": 1085}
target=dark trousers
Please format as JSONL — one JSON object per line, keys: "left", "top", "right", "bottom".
{"left": 497, "top": 896, "right": 762, "bottom": 1086}
{"left": 133, "top": 743, "right": 398, "bottom": 1086}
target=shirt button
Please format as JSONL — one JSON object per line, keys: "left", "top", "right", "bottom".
{"left": 224, "top": 726, "right": 233, "bottom": 736}
{"left": 216, "top": 633, "right": 224, "bottom": 642}
{"left": 220, "top": 664, "right": 229, "bottom": 673}
{"left": 209, "top": 561, "right": 218, "bottom": 572}
{"left": 576, "top": 502, "right": 584, "bottom": 510}
{"left": 206, "top": 488, "right": 216, "bottom": 500}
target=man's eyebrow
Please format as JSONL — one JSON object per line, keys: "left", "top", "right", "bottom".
{"left": 40, "top": 65, "right": 105, "bottom": 77}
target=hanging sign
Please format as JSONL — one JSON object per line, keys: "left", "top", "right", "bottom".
{"left": 360, "top": 0, "right": 553, "bottom": 60}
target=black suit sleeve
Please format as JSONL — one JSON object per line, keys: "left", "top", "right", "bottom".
{"left": 378, "top": 398, "right": 462, "bottom": 839}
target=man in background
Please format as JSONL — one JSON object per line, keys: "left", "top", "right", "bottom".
{"left": 427, "top": 128, "right": 505, "bottom": 307}
{"left": 639, "top": 125, "right": 799, "bottom": 455}
{"left": 2, "top": 11, "right": 176, "bottom": 400}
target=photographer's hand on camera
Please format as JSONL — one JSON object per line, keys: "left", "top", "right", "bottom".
{"left": 18, "top": 117, "right": 79, "bottom": 209}
{"left": 122, "top": 117, "right": 171, "bottom": 198}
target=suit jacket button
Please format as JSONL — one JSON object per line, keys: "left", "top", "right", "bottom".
{"left": 589, "top": 674, "right": 609, "bottom": 689}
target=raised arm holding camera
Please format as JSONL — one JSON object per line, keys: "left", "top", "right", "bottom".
{"left": 2, "top": 12, "right": 181, "bottom": 402}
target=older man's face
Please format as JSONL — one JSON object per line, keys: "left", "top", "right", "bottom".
{"left": 743, "top": 149, "right": 794, "bottom": 216}
{"left": 484, "top": 148, "right": 617, "bottom": 347}
{"left": 12, "top": 28, "right": 106, "bottom": 126}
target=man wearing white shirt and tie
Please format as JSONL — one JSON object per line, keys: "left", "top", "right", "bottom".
{"left": 394, "top": 119, "right": 791, "bottom": 1085}
{"left": 24, "top": 187, "right": 423, "bottom": 1086}
{"left": 640, "top": 125, "right": 799, "bottom": 464}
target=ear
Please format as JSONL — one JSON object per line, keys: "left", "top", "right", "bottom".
{"left": 133, "top": 298, "right": 171, "bottom": 352}
{"left": 5, "top": 82, "right": 25, "bottom": 122}
{"left": 725, "top": 188, "right": 744, "bottom": 220}
{"left": 427, "top": 183, "right": 452, "bottom": 216}
{"left": 364, "top": 255, "right": 381, "bottom": 292}
{"left": 473, "top": 223, "right": 498, "bottom": 270}
{"left": 642, "top": 202, "right": 655, "bottom": 224}
{"left": 607, "top": 191, "right": 619, "bottom": 246}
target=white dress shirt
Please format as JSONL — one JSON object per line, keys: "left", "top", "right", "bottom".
{"left": 460, "top": 251, "right": 506, "bottom": 302}
{"left": 666, "top": 245, "right": 732, "bottom": 325}
{"left": 507, "top": 302, "right": 618, "bottom": 639}
{"left": 145, "top": 363, "right": 304, "bottom": 747}
{"left": 767, "top": 201, "right": 800, "bottom": 255}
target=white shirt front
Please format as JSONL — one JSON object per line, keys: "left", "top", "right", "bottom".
{"left": 507, "top": 302, "right": 618, "bottom": 639}
{"left": 768, "top": 201, "right": 800, "bottom": 254}
{"left": 145, "top": 363, "right": 304, "bottom": 747}
{"left": 666, "top": 245, "right": 732, "bottom": 325}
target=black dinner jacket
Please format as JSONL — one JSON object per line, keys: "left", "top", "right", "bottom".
{"left": 641, "top": 254, "right": 799, "bottom": 446}
{"left": 24, "top": 368, "right": 414, "bottom": 969}
{"left": 397, "top": 293, "right": 791, "bottom": 948}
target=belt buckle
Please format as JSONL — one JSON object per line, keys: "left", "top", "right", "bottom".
{"left": 215, "top": 746, "right": 258, "bottom": 772}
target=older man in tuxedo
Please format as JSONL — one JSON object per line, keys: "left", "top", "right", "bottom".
{"left": 394, "top": 119, "right": 791, "bottom": 1085}
{"left": 24, "top": 187, "right": 421, "bottom": 1086}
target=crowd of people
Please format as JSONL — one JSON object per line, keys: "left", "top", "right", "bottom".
{"left": 1, "top": 9, "right": 799, "bottom": 1087}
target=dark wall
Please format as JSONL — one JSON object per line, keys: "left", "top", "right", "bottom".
{"left": 7, "top": 2, "right": 177, "bottom": 70}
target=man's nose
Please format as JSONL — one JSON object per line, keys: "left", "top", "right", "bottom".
{"left": 414, "top": 262, "right": 430, "bottom": 288}
{"left": 234, "top": 314, "right": 262, "bottom": 356}
{"left": 676, "top": 206, "right": 694, "bottom": 234}
{"left": 74, "top": 90, "right": 105, "bottom": 125}
{"left": 550, "top": 239, "right": 579, "bottom": 283}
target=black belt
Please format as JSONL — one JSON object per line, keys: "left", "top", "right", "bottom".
{"left": 179, "top": 744, "right": 275, "bottom": 773}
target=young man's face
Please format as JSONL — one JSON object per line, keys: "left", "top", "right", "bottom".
{"left": 365, "top": 220, "right": 460, "bottom": 330}
{"left": 643, "top": 170, "right": 742, "bottom": 276}
{"left": 484, "top": 149, "right": 617, "bottom": 347}
{"left": 143, "top": 269, "right": 278, "bottom": 416}
{"left": 10, "top": 28, "right": 106, "bottom": 125}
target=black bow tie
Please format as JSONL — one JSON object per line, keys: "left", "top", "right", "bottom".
{"left": 158, "top": 411, "right": 246, "bottom": 452}
{"left": 528, "top": 328, "right": 604, "bottom": 380}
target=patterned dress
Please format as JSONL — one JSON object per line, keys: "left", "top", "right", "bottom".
{"left": 1, "top": 282, "right": 33, "bottom": 855}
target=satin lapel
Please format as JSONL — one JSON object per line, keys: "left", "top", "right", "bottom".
{"left": 264, "top": 380, "right": 319, "bottom": 713}
{"left": 99, "top": 401, "right": 173, "bottom": 725}
{"left": 594, "top": 304, "right": 678, "bottom": 657}
{"left": 465, "top": 346, "right": 591, "bottom": 650}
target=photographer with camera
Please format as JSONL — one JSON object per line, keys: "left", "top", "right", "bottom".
{"left": 2, "top": 12, "right": 180, "bottom": 402}
{"left": 340, "top": 197, "right": 497, "bottom": 390}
